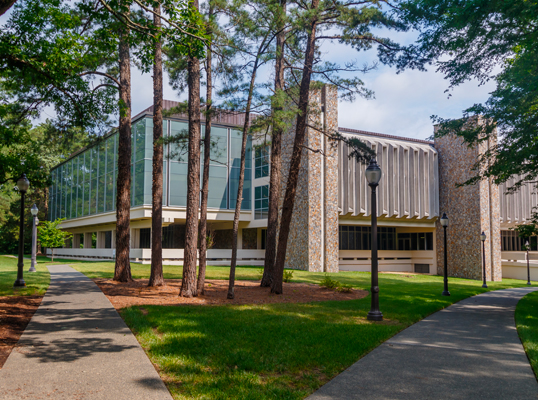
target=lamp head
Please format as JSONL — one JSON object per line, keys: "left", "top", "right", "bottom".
{"left": 440, "top": 212, "right": 448, "bottom": 227}
{"left": 16, "top": 174, "right": 30, "bottom": 193}
{"left": 526, "top": 240, "right": 530, "bottom": 247}
{"left": 365, "top": 158, "right": 382, "bottom": 186}
{"left": 31, "top": 203, "right": 38, "bottom": 216}
{"left": 480, "top": 231, "right": 486, "bottom": 242}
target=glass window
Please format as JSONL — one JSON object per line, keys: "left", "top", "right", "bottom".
{"left": 133, "top": 160, "right": 145, "bottom": 206}
{"left": 169, "top": 120, "right": 189, "bottom": 162}
{"left": 204, "top": 164, "right": 228, "bottom": 209}
{"left": 169, "top": 162, "right": 188, "bottom": 206}
{"left": 230, "top": 129, "right": 252, "bottom": 169}
{"left": 134, "top": 119, "right": 146, "bottom": 162}
{"left": 140, "top": 228, "right": 151, "bottom": 249}
{"left": 255, "top": 144, "right": 270, "bottom": 178}
{"left": 104, "top": 231, "right": 112, "bottom": 249}
{"left": 207, "top": 126, "right": 228, "bottom": 166}
{"left": 254, "top": 185, "right": 269, "bottom": 219}
{"left": 229, "top": 167, "right": 251, "bottom": 210}
{"left": 144, "top": 159, "right": 152, "bottom": 205}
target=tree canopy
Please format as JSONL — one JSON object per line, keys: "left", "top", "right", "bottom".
{"left": 393, "top": 0, "right": 538, "bottom": 191}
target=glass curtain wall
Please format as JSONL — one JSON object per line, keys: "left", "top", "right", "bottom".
{"left": 49, "top": 117, "right": 251, "bottom": 221}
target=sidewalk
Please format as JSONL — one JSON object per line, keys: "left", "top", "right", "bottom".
{"left": 0, "top": 265, "right": 173, "bottom": 400}
{"left": 309, "top": 287, "right": 538, "bottom": 400}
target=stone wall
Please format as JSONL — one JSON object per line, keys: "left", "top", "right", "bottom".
{"left": 280, "top": 84, "right": 339, "bottom": 272}
{"left": 435, "top": 123, "right": 501, "bottom": 281}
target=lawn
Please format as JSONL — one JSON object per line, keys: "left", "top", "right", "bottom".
{"left": 5, "top": 257, "right": 533, "bottom": 398}
{"left": 106, "top": 266, "right": 528, "bottom": 400}
{"left": 0, "top": 255, "right": 51, "bottom": 296}
{"left": 516, "top": 291, "right": 538, "bottom": 380}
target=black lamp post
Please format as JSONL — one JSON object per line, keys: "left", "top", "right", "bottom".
{"left": 365, "top": 158, "right": 383, "bottom": 321}
{"left": 29, "top": 204, "right": 38, "bottom": 273}
{"left": 526, "top": 240, "right": 531, "bottom": 286}
{"left": 480, "top": 231, "right": 487, "bottom": 288}
{"left": 440, "top": 212, "right": 450, "bottom": 296}
{"left": 14, "top": 174, "right": 29, "bottom": 287}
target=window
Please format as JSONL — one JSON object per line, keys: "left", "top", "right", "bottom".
{"left": 140, "top": 228, "right": 151, "bottom": 249}
{"left": 261, "top": 229, "right": 267, "bottom": 250}
{"left": 338, "top": 227, "right": 432, "bottom": 251}
{"left": 255, "top": 185, "right": 269, "bottom": 219}
{"left": 105, "top": 231, "right": 112, "bottom": 249}
{"left": 397, "top": 232, "right": 433, "bottom": 251}
{"left": 255, "top": 145, "right": 270, "bottom": 178}
{"left": 501, "top": 230, "right": 534, "bottom": 251}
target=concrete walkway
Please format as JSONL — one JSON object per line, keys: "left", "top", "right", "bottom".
{"left": 0, "top": 265, "right": 172, "bottom": 400}
{"left": 309, "top": 287, "right": 538, "bottom": 400}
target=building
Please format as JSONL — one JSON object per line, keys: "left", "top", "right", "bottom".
{"left": 48, "top": 85, "right": 537, "bottom": 281}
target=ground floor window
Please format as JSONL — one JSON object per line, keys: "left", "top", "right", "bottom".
{"left": 140, "top": 228, "right": 151, "bottom": 249}
{"left": 501, "top": 230, "right": 537, "bottom": 251}
{"left": 339, "top": 226, "right": 433, "bottom": 251}
{"left": 261, "top": 229, "right": 267, "bottom": 250}
{"left": 105, "top": 231, "right": 112, "bottom": 249}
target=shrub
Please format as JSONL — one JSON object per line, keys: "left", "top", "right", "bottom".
{"left": 257, "top": 268, "right": 264, "bottom": 281}
{"left": 320, "top": 275, "right": 354, "bottom": 292}
{"left": 336, "top": 283, "right": 354, "bottom": 293}
{"left": 319, "top": 274, "right": 340, "bottom": 289}
{"left": 283, "top": 270, "right": 294, "bottom": 283}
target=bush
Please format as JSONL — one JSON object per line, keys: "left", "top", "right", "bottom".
{"left": 257, "top": 268, "right": 264, "bottom": 281}
{"left": 336, "top": 283, "right": 354, "bottom": 293}
{"left": 320, "top": 275, "right": 354, "bottom": 292}
{"left": 283, "top": 270, "right": 294, "bottom": 283}
{"left": 319, "top": 274, "right": 340, "bottom": 289}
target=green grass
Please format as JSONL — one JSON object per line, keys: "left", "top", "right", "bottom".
{"left": 113, "top": 270, "right": 530, "bottom": 400}
{"left": 516, "top": 291, "right": 538, "bottom": 380}
{"left": 0, "top": 255, "right": 51, "bottom": 296}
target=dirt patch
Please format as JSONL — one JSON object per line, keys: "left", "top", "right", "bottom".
{"left": 93, "top": 279, "right": 368, "bottom": 310}
{"left": 0, "top": 295, "right": 43, "bottom": 368}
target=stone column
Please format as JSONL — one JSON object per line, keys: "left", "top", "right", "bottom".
{"left": 280, "top": 84, "right": 339, "bottom": 272}
{"left": 435, "top": 122, "right": 501, "bottom": 281}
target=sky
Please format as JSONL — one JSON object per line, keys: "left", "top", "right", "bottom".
{"left": 129, "top": 33, "right": 496, "bottom": 142}
{"left": 1, "top": 6, "right": 497, "bottom": 142}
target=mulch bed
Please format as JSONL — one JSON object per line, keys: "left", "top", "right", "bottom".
{"left": 0, "top": 295, "right": 43, "bottom": 369}
{"left": 93, "top": 278, "right": 368, "bottom": 310}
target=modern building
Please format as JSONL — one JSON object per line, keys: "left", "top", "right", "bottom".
{"left": 48, "top": 85, "right": 537, "bottom": 281}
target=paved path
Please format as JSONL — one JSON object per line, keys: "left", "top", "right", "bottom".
{"left": 0, "top": 265, "right": 172, "bottom": 400}
{"left": 309, "top": 287, "right": 538, "bottom": 400}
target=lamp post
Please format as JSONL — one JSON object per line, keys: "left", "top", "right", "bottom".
{"left": 365, "top": 158, "right": 383, "bottom": 321}
{"left": 480, "top": 231, "right": 487, "bottom": 288}
{"left": 14, "top": 174, "right": 29, "bottom": 287}
{"left": 440, "top": 213, "right": 450, "bottom": 296}
{"left": 526, "top": 240, "right": 531, "bottom": 286}
{"left": 29, "top": 204, "right": 38, "bottom": 273}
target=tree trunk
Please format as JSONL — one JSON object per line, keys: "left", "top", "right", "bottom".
{"left": 197, "top": 6, "right": 214, "bottom": 296}
{"left": 261, "top": 0, "right": 286, "bottom": 287}
{"left": 114, "top": 23, "right": 133, "bottom": 282}
{"left": 228, "top": 39, "right": 266, "bottom": 299}
{"left": 149, "top": 2, "right": 165, "bottom": 287}
{"left": 180, "top": 0, "right": 201, "bottom": 298}
{"left": 271, "top": 1, "right": 319, "bottom": 294}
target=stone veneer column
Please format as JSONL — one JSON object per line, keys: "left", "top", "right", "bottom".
{"left": 435, "top": 123, "right": 501, "bottom": 281}
{"left": 279, "top": 84, "right": 339, "bottom": 272}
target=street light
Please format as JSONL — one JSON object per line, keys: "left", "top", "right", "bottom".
{"left": 14, "top": 174, "right": 29, "bottom": 287}
{"left": 365, "top": 158, "right": 383, "bottom": 321}
{"left": 440, "top": 212, "right": 450, "bottom": 296}
{"left": 526, "top": 240, "right": 531, "bottom": 286}
{"left": 29, "top": 204, "right": 38, "bottom": 273}
{"left": 480, "top": 231, "right": 487, "bottom": 288}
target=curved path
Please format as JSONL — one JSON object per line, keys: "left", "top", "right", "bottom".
{"left": 0, "top": 265, "right": 172, "bottom": 400}
{"left": 309, "top": 287, "right": 538, "bottom": 400}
